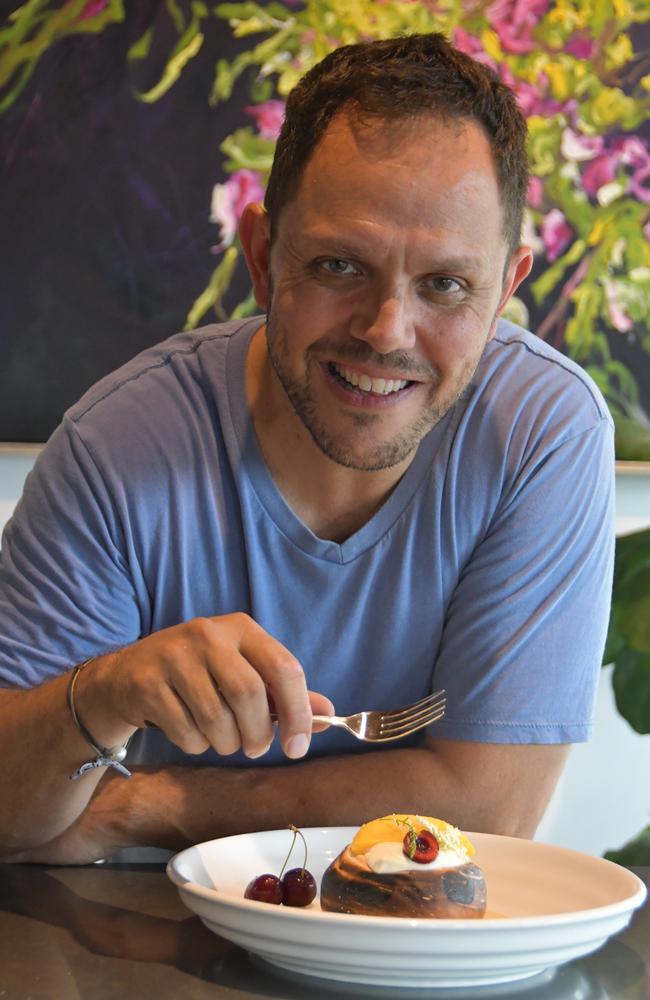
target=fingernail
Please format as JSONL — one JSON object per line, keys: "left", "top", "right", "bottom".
{"left": 286, "top": 733, "right": 309, "bottom": 759}
{"left": 247, "top": 743, "right": 272, "bottom": 760}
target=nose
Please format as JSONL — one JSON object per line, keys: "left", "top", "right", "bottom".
{"left": 350, "top": 291, "right": 417, "bottom": 355}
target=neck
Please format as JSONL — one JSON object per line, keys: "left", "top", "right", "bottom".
{"left": 245, "top": 326, "right": 412, "bottom": 542}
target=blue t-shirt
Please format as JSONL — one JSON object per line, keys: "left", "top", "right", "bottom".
{"left": 0, "top": 317, "right": 615, "bottom": 767}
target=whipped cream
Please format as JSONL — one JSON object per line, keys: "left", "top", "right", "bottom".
{"left": 365, "top": 841, "right": 468, "bottom": 874}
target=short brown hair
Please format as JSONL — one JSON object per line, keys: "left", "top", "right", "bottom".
{"left": 265, "top": 33, "right": 529, "bottom": 259}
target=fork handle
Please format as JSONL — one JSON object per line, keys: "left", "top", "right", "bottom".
{"left": 145, "top": 715, "right": 335, "bottom": 730}
{"left": 270, "top": 714, "right": 334, "bottom": 726}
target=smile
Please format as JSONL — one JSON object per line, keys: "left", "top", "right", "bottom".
{"left": 329, "top": 363, "right": 411, "bottom": 396}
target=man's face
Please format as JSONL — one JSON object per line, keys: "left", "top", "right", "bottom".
{"left": 251, "top": 112, "right": 531, "bottom": 472}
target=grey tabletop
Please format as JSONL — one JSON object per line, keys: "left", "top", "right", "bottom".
{"left": 0, "top": 863, "right": 648, "bottom": 1000}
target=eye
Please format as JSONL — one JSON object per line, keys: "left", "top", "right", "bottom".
{"left": 318, "top": 258, "right": 361, "bottom": 277}
{"left": 425, "top": 276, "right": 463, "bottom": 295}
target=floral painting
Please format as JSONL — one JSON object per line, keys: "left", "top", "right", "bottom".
{"left": 0, "top": 0, "right": 649, "bottom": 455}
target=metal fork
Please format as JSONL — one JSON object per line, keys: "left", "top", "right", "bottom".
{"left": 146, "top": 690, "right": 447, "bottom": 743}
{"left": 308, "top": 689, "right": 446, "bottom": 743}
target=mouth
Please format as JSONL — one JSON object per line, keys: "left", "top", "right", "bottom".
{"left": 328, "top": 362, "right": 415, "bottom": 396}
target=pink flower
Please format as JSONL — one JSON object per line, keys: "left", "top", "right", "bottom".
{"left": 210, "top": 169, "right": 265, "bottom": 250}
{"left": 614, "top": 136, "right": 650, "bottom": 169}
{"left": 498, "top": 64, "right": 575, "bottom": 117}
{"left": 581, "top": 138, "right": 650, "bottom": 203}
{"left": 527, "top": 176, "right": 544, "bottom": 208}
{"left": 603, "top": 279, "right": 634, "bottom": 334}
{"left": 541, "top": 208, "right": 573, "bottom": 261}
{"left": 617, "top": 138, "right": 650, "bottom": 202}
{"left": 245, "top": 100, "right": 285, "bottom": 141}
{"left": 487, "top": 0, "right": 551, "bottom": 54}
{"left": 561, "top": 128, "right": 603, "bottom": 162}
{"left": 581, "top": 153, "right": 618, "bottom": 197}
{"left": 78, "top": 0, "right": 107, "bottom": 18}
{"left": 565, "top": 33, "right": 595, "bottom": 59}
{"left": 629, "top": 163, "right": 650, "bottom": 204}
{"left": 453, "top": 28, "right": 497, "bottom": 69}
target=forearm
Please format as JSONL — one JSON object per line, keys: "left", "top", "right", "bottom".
{"left": 111, "top": 742, "right": 562, "bottom": 854}
{"left": 0, "top": 661, "right": 135, "bottom": 853}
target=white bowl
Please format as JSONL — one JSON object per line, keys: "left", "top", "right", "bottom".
{"left": 167, "top": 827, "right": 646, "bottom": 989}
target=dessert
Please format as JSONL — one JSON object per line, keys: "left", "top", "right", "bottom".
{"left": 320, "top": 814, "right": 486, "bottom": 918}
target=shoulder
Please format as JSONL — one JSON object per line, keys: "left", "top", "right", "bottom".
{"left": 51, "top": 316, "right": 261, "bottom": 491}
{"left": 480, "top": 319, "right": 612, "bottom": 429}
{"left": 66, "top": 317, "right": 260, "bottom": 430}
{"left": 446, "top": 320, "right": 615, "bottom": 496}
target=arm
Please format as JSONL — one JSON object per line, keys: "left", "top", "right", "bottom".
{"left": 0, "top": 615, "right": 334, "bottom": 855}
{"left": 6, "top": 737, "right": 569, "bottom": 865}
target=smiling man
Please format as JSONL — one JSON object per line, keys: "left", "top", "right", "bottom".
{"left": 0, "top": 34, "right": 614, "bottom": 864}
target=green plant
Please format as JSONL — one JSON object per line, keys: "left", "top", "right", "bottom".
{"left": 602, "top": 525, "right": 650, "bottom": 865}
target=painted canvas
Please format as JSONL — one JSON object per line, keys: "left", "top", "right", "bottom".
{"left": 1, "top": 0, "right": 649, "bottom": 453}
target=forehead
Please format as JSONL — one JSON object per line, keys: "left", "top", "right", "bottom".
{"left": 278, "top": 111, "right": 505, "bottom": 255}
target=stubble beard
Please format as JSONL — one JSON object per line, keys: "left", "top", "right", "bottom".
{"left": 265, "top": 308, "right": 481, "bottom": 473}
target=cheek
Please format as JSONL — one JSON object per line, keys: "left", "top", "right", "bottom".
{"left": 419, "top": 313, "right": 490, "bottom": 370}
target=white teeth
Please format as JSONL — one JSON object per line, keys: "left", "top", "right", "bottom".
{"left": 334, "top": 364, "right": 409, "bottom": 395}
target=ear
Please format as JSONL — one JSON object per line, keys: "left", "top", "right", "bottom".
{"left": 487, "top": 245, "right": 534, "bottom": 339}
{"left": 239, "top": 202, "right": 272, "bottom": 310}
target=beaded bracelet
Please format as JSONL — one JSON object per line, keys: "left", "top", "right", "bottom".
{"left": 67, "top": 660, "right": 132, "bottom": 780}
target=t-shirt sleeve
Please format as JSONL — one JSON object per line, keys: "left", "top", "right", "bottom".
{"left": 430, "top": 417, "right": 615, "bottom": 744}
{"left": 0, "top": 417, "right": 143, "bottom": 688}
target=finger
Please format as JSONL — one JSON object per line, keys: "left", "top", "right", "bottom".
{"left": 142, "top": 685, "right": 211, "bottom": 756}
{"left": 174, "top": 656, "right": 273, "bottom": 758}
{"left": 235, "top": 622, "right": 312, "bottom": 759}
{"left": 309, "top": 691, "right": 335, "bottom": 732}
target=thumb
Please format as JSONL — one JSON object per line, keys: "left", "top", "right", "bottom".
{"left": 308, "top": 690, "right": 335, "bottom": 732}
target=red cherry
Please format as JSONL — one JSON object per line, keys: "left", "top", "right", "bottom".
{"left": 403, "top": 829, "right": 440, "bottom": 864}
{"left": 244, "top": 873, "right": 283, "bottom": 904}
{"left": 281, "top": 867, "right": 317, "bottom": 907}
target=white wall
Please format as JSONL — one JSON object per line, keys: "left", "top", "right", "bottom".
{"left": 1, "top": 445, "right": 650, "bottom": 856}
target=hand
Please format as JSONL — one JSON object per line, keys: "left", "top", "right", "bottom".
{"left": 81, "top": 613, "right": 334, "bottom": 762}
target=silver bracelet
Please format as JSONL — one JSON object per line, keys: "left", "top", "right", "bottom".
{"left": 67, "top": 660, "right": 132, "bottom": 780}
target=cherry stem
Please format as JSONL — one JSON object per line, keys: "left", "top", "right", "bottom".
{"left": 279, "top": 824, "right": 307, "bottom": 879}
{"left": 279, "top": 827, "right": 297, "bottom": 880}
{"left": 396, "top": 817, "right": 417, "bottom": 859}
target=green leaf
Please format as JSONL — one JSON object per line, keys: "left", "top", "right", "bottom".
{"left": 220, "top": 128, "right": 275, "bottom": 172}
{"left": 209, "top": 21, "right": 298, "bottom": 105}
{"left": 165, "top": 0, "right": 187, "bottom": 34}
{"left": 248, "top": 76, "right": 275, "bottom": 103}
{"left": 604, "top": 825, "right": 650, "bottom": 867}
{"left": 212, "top": 58, "right": 235, "bottom": 103}
{"left": 184, "top": 247, "right": 239, "bottom": 329}
{"left": 617, "top": 570, "right": 650, "bottom": 652}
{"left": 138, "top": 30, "right": 204, "bottom": 102}
{"left": 530, "top": 240, "right": 586, "bottom": 304}
{"left": 611, "top": 647, "right": 650, "bottom": 735}
{"left": 230, "top": 290, "right": 258, "bottom": 319}
{"left": 0, "top": 0, "right": 124, "bottom": 110}
{"left": 127, "top": 25, "right": 153, "bottom": 63}
{"left": 613, "top": 414, "right": 650, "bottom": 462}
{"left": 611, "top": 526, "right": 650, "bottom": 594}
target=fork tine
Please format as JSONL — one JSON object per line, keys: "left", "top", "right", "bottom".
{"left": 373, "top": 706, "right": 446, "bottom": 742}
{"left": 379, "top": 699, "right": 446, "bottom": 734}
{"left": 379, "top": 702, "right": 446, "bottom": 735}
{"left": 378, "top": 690, "right": 446, "bottom": 722}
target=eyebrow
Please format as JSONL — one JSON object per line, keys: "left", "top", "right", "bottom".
{"left": 310, "top": 244, "right": 486, "bottom": 276}
{"left": 293, "top": 229, "right": 487, "bottom": 274}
